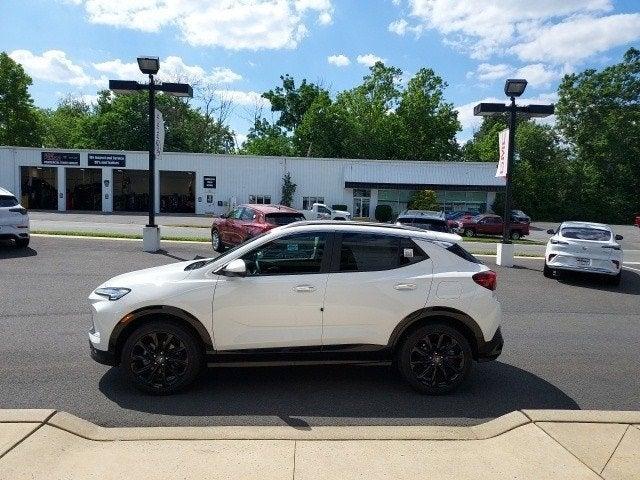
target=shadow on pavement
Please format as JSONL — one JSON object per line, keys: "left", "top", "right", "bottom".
{"left": 152, "top": 249, "right": 189, "bottom": 262}
{"left": 98, "top": 361, "right": 579, "bottom": 425}
{"left": 556, "top": 268, "right": 640, "bottom": 296}
{"left": 0, "top": 244, "right": 37, "bottom": 258}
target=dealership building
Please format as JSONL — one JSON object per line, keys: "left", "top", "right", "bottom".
{"left": 0, "top": 146, "right": 505, "bottom": 219}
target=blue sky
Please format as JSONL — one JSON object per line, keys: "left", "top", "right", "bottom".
{"left": 2, "top": 0, "right": 639, "bottom": 144}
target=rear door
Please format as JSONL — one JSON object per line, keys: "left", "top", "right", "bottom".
{"left": 321, "top": 233, "right": 433, "bottom": 346}
{"left": 223, "top": 208, "right": 244, "bottom": 245}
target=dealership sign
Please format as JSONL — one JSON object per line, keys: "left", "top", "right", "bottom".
{"left": 203, "top": 176, "right": 217, "bottom": 188}
{"left": 88, "top": 153, "right": 126, "bottom": 167}
{"left": 41, "top": 152, "right": 80, "bottom": 166}
{"left": 496, "top": 129, "right": 509, "bottom": 178}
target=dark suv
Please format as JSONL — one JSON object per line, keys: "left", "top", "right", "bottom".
{"left": 211, "top": 204, "right": 305, "bottom": 251}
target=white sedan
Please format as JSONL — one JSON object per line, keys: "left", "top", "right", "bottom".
{"left": 544, "top": 221, "right": 623, "bottom": 285}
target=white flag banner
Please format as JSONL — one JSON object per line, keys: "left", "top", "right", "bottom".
{"left": 496, "top": 128, "right": 509, "bottom": 178}
{"left": 154, "top": 109, "right": 165, "bottom": 162}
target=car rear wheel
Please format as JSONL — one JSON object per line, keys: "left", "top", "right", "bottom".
{"left": 510, "top": 231, "right": 521, "bottom": 240}
{"left": 121, "top": 321, "right": 203, "bottom": 395}
{"left": 608, "top": 271, "right": 622, "bottom": 286}
{"left": 15, "top": 238, "right": 29, "bottom": 248}
{"left": 463, "top": 228, "right": 475, "bottom": 237}
{"left": 398, "top": 324, "right": 472, "bottom": 395}
{"left": 211, "top": 229, "right": 225, "bottom": 252}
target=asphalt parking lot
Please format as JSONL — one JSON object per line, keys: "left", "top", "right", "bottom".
{"left": 0, "top": 235, "right": 639, "bottom": 428}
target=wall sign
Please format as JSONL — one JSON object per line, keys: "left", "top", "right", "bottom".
{"left": 203, "top": 176, "right": 217, "bottom": 188}
{"left": 88, "top": 153, "right": 126, "bottom": 167}
{"left": 41, "top": 152, "right": 80, "bottom": 166}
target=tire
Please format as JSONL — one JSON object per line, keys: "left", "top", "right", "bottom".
{"left": 463, "top": 228, "right": 475, "bottom": 237}
{"left": 510, "top": 231, "right": 521, "bottom": 240}
{"left": 211, "top": 229, "right": 225, "bottom": 252}
{"left": 397, "top": 323, "right": 472, "bottom": 395}
{"left": 121, "top": 321, "right": 203, "bottom": 395}
{"left": 15, "top": 238, "right": 30, "bottom": 248}
{"left": 543, "top": 263, "right": 554, "bottom": 278}
{"left": 608, "top": 271, "right": 622, "bottom": 286}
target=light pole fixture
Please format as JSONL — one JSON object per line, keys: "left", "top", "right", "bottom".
{"left": 474, "top": 79, "right": 554, "bottom": 266}
{"left": 108, "top": 56, "right": 193, "bottom": 252}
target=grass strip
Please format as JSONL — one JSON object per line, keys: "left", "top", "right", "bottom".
{"left": 32, "top": 230, "right": 210, "bottom": 243}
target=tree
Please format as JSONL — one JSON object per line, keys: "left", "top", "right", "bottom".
{"left": 374, "top": 204, "right": 393, "bottom": 222}
{"left": 556, "top": 48, "right": 640, "bottom": 223}
{"left": 0, "top": 52, "right": 42, "bottom": 146}
{"left": 408, "top": 190, "right": 439, "bottom": 210}
{"left": 241, "top": 117, "right": 295, "bottom": 156}
{"left": 40, "top": 95, "right": 93, "bottom": 148}
{"left": 280, "top": 172, "right": 296, "bottom": 206}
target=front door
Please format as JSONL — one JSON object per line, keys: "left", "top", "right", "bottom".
{"left": 211, "top": 231, "right": 331, "bottom": 350}
{"left": 322, "top": 233, "right": 433, "bottom": 346}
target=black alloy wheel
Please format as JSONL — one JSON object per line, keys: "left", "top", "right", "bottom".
{"left": 121, "top": 321, "right": 202, "bottom": 394}
{"left": 211, "top": 229, "right": 224, "bottom": 252}
{"left": 399, "top": 324, "right": 472, "bottom": 394}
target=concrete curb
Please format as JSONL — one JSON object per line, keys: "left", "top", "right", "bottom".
{"left": 2, "top": 409, "right": 637, "bottom": 442}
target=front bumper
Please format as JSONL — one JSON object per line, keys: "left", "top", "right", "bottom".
{"left": 89, "top": 341, "right": 116, "bottom": 366}
{"left": 477, "top": 327, "right": 503, "bottom": 362}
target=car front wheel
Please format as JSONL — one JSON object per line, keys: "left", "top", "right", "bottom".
{"left": 463, "top": 228, "right": 475, "bottom": 237}
{"left": 398, "top": 323, "right": 472, "bottom": 395}
{"left": 121, "top": 321, "right": 203, "bottom": 395}
{"left": 211, "top": 229, "right": 225, "bottom": 252}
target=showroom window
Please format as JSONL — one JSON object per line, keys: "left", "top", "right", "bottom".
{"left": 302, "top": 196, "right": 325, "bottom": 210}
{"left": 241, "top": 232, "right": 328, "bottom": 276}
{"left": 338, "top": 233, "right": 427, "bottom": 272}
{"left": 249, "top": 194, "right": 271, "bottom": 204}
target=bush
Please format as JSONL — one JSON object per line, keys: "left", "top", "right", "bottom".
{"left": 332, "top": 204, "right": 348, "bottom": 211}
{"left": 408, "top": 190, "right": 439, "bottom": 210}
{"left": 375, "top": 204, "right": 393, "bottom": 222}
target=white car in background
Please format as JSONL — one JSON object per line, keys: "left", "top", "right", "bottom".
{"left": 544, "top": 221, "right": 623, "bottom": 285}
{"left": 88, "top": 222, "right": 502, "bottom": 395}
{"left": 0, "top": 187, "right": 30, "bottom": 248}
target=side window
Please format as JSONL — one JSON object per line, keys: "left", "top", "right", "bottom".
{"left": 400, "top": 237, "right": 428, "bottom": 266}
{"left": 339, "top": 233, "right": 399, "bottom": 272}
{"left": 241, "top": 233, "right": 327, "bottom": 276}
{"left": 318, "top": 205, "right": 331, "bottom": 214}
{"left": 230, "top": 208, "right": 244, "bottom": 220}
{"left": 240, "top": 208, "right": 255, "bottom": 220}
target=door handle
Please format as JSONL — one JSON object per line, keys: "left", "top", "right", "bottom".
{"left": 294, "top": 285, "right": 316, "bottom": 292}
{"left": 394, "top": 283, "right": 417, "bottom": 291}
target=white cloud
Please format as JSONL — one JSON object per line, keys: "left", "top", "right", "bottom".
{"left": 356, "top": 53, "right": 385, "bottom": 67}
{"left": 69, "top": 0, "right": 333, "bottom": 50}
{"left": 388, "top": 18, "right": 408, "bottom": 35}
{"left": 327, "top": 54, "right": 350, "bottom": 67}
{"left": 9, "top": 49, "right": 97, "bottom": 86}
{"left": 93, "top": 56, "right": 241, "bottom": 85}
{"left": 215, "top": 90, "right": 271, "bottom": 108}
{"left": 402, "top": 0, "right": 633, "bottom": 62}
{"left": 513, "top": 14, "right": 640, "bottom": 63}
{"left": 469, "top": 63, "right": 561, "bottom": 87}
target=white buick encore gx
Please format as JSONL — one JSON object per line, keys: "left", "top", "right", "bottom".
{"left": 89, "top": 221, "right": 503, "bottom": 395}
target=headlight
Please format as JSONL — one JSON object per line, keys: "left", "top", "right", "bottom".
{"left": 94, "top": 287, "right": 131, "bottom": 301}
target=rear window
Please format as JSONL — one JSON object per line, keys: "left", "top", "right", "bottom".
{"left": 0, "top": 195, "right": 19, "bottom": 207}
{"left": 409, "top": 218, "right": 449, "bottom": 232}
{"left": 339, "top": 233, "right": 428, "bottom": 272}
{"left": 265, "top": 212, "right": 305, "bottom": 226}
{"left": 435, "top": 241, "right": 481, "bottom": 264}
{"left": 561, "top": 227, "right": 611, "bottom": 241}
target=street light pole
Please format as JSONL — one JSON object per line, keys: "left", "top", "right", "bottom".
{"left": 147, "top": 73, "right": 156, "bottom": 228}
{"left": 502, "top": 96, "right": 517, "bottom": 244}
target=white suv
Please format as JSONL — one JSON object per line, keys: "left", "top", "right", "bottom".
{"left": 0, "top": 187, "right": 30, "bottom": 248}
{"left": 89, "top": 222, "right": 503, "bottom": 395}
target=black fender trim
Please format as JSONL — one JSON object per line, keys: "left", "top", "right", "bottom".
{"left": 387, "top": 307, "right": 487, "bottom": 358}
{"left": 108, "top": 305, "right": 214, "bottom": 358}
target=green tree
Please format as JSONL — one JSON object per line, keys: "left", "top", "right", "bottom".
{"left": 0, "top": 52, "right": 42, "bottom": 146}
{"left": 280, "top": 171, "right": 296, "bottom": 206}
{"left": 40, "top": 95, "right": 93, "bottom": 148}
{"left": 408, "top": 190, "right": 439, "bottom": 210}
{"left": 556, "top": 47, "right": 640, "bottom": 223}
{"left": 241, "top": 118, "right": 295, "bottom": 156}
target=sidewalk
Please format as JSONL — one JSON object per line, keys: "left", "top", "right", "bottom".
{"left": 1, "top": 409, "right": 638, "bottom": 479}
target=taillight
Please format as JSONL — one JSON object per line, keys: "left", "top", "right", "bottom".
{"left": 473, "top": 270, "right": 497, "bottom": 291}
{"left": 612, "top": 260, "right": 620, "bottom": 268}
{"left": 548, "top": 254, "right": 557, "bottom": 261}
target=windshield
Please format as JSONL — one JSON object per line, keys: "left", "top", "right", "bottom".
{"left": 561, "top": 227, "right": 611, "bottom": 241}
{"left": 265, "top": 212, "right": 305, "bottom": 225}
{"left": 190, "top": 231, "right": 273, "bottom": 269}
{"left": 0, "top": 195, "right": 19, "bottom": 208}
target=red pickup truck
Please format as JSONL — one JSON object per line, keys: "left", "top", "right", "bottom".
{"left": 454, "top": 213, "right": 530, "bottom": 240}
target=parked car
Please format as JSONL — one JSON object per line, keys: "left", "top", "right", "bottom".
{"left": 634, "top": 214, "right": 640, "bottom": 228}
{"left": 544, "top": 221, "right": 623, "bottom": 285}
{"left": 510, "top": 209, "right": 531, "bottom": 223}
{"left": 0, "top": 187, "right": 30, "bottom": 248}
{"left": 454, "top": 214, "right": 530, "bottom": 240}
{"left": 396, "top": 210, "right": 452, "bottom": 233}
{"left": 88, "top": 222, "right": 503, "bottom": 395}
{"left": 445, "top": 211, "right": 476, "bottom": 230}
{"left": 211, "top": 204, "right": 304, "bottom": 252}
{"left": 301, "top": 203, "right": 350, "bottom": 221}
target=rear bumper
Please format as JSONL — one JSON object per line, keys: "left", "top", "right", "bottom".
{"left": 477, "top": 327, "right": 503, "bottom": 362}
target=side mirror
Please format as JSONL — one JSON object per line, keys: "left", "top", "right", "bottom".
{"left": 615, "top": 234, "right": 623, "bottom": 241}
{"left": 547, "top": 229, "right": 555, "bottom": 234}
{"left": 221, "top": 258, "right": 246, "bottom": 277}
